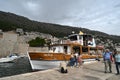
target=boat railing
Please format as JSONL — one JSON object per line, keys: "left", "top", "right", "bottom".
{"left": 51, "top": 39, "right": 82, "bottom": 45}
{"left": 28, "top": 47, "right": 49, "bottom": 52}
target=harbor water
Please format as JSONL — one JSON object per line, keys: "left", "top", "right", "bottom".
{"left": 0, "top": 57, "right": 33, "bottom": 78}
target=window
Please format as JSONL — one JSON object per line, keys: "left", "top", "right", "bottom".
{"left": 64, "top": 46, "right": 67, "bottom": 53}
{"left": 68, "top": 35, "right": 77, "bottom": 41}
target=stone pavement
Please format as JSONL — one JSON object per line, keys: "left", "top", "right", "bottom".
{"left": 0, "top": 61, "right": 120, "bottom": 80}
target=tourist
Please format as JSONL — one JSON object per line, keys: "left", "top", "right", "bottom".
{"left": 60, "top": 62, "right": 68, "bottom": 73}
{"left": 114, "top": 50, "right": 120, "bottom": 75}
{"left": 103, "top": 49, "right": 113, "bottom": 73}
{"left": 74, "top": 52, "right": 79, "bottom": 67}
{"left": 77, "top": 54, "right": 83, "bottom": 68}
{"left": 69, "top": 55, "right": 75, "bottom": 68}
{"left": 112, "top": 49, "right": 117, "bottom": 62}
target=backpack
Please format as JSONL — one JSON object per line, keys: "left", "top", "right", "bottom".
{"left": 61, "top": 67, "right": 68, "bottom": 73}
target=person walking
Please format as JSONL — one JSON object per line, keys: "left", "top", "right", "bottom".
{"left": 103, "top": 49, "right": 113, "bottom": 73}
{"left": 77, "top": 54, "right": 83, "bottom": 68}
{"left": 114, "top": 50, "right": 120, "bottom": 75}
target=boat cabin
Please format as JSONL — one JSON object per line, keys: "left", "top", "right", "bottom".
{"left": 49, "top": 33, "right": 103, "bottom": 59}
{"left": 68, "top": 34, "right": 96, "bottom": 47}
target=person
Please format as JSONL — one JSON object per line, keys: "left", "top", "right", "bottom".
{"left": 112, "top": 49, "right": 117, "bottom": 61}
{"left": 114, "top": 50, "right": 120, "bottom": 75}
{"left": 60, "top": 62, "right": 68, "bottom": 73}
{"left": 74, "top": 52, "right": 79, "bottom": 67}
{"left": 77, "top": 54, "right": 83, "bottom": 68}
{"left": 103, "top": 49, "right": 113, "bottom": 73}
{"left": 69, "top": 55, "right": 75, "bottom": 68}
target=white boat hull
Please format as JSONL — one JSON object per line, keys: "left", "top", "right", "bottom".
{"left": 30, "top": 60, "right": 67, "bottom": 70}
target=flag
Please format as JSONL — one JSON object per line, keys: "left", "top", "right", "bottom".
{"left": 79, "top": 31, "right": 84, "bottom": 35}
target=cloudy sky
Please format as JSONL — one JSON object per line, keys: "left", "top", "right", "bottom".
{"left": 0, "top": 0, "right": 120, "bottom": 35}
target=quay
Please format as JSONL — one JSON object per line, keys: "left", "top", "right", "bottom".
{"left": 0, "top": 61, "right": 120, "bottom": 80}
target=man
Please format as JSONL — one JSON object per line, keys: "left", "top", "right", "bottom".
{"left": 103, "top": 49, "right": 113, "bottom": 73}
{"left": 114, "top": 50, "right": 120, "bottom": 75}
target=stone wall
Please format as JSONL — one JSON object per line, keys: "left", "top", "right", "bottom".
{"left": 0, "top": 32, "right": 29, "bottom": 57}
{"left": 0, "top": 32, "right": 18, "bottom": 57}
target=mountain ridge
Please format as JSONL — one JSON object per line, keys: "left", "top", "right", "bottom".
{"left": 0, "top": 11, "right": 120, "bottom": 44}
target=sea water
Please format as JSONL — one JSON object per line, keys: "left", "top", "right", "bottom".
{"left": 0, "top": 57, "right": 32, "bottom": 78}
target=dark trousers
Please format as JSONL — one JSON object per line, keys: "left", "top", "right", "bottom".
{"left": 70, "top": 61, "right": 75, "bottom": 66}
{"left": 115, "top": 62, "right": 120, "bottom": 74}
{"left": 75, "top": 59, "right": 78, "bottom": 66}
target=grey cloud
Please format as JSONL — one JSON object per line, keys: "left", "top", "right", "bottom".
{"left": 0, "top": 0, "right": 120, "bottom": 35}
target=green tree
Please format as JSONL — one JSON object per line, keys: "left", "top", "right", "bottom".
{"left": 28, "top": 37, "right": 46, "bottom": 47}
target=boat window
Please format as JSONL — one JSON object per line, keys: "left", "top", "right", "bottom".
{"left": 79, "top": 35, "right": 82, "bottom": 40}
{"left": 64, "top": 46, "right": 67, "bottom": 53}
{"left": 68, "top": 35, "right": 77, "bottom": 41}
{"left": 89, "top": 50, "right": 96, "bottom": 55}
{"left": 53, "top": 48, "right": 56, "bottom": 52}
{"left": 83, "top": 35, "right": 93, "bottom": 46}
{"left": 88, "top": 36, "right": 92, "bottom": 41}
{"left": 82, "top": 47, "right": 88, "bottom": 53}
{"left": 83, "top": 35, "right": 92, "bottom": 40}
{"left": 73, "top": 46, "right": 80, "bottom": 55}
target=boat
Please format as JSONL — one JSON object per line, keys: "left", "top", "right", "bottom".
{"left": 0, "top": 53, "right": 20, "bottom": 63}
{"left": 27, "top": 32, "right": 104, "bottom": 70}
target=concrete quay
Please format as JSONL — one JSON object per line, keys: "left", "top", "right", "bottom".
{"left": 0, "top": 61, "right": 120, "bottom": 80}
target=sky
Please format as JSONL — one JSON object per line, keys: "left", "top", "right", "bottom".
{"left": 0, "top": 0, "right": 120, "bottom": 35}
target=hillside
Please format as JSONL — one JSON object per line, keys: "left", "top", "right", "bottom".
{"left": 0, "top": 11, "right": 120, "bottom": 44}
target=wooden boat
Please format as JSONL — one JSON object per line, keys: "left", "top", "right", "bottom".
{"left": 27, "top": 32, "right": 103, "bottom": 70}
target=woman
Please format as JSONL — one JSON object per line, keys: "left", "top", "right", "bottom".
{"left": 77, "top": 54, "right": 82, "bottom": 68}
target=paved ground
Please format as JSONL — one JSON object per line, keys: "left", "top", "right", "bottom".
{"left": 0, "top": 61, "right": 120, "bottom": 80}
